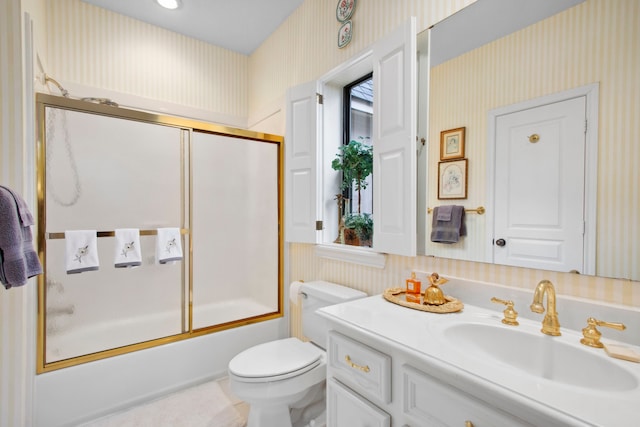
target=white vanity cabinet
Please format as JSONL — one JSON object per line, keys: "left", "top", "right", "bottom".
{"left": 327, "top": 378, "right": 391, "bottom": 427}
{"left": 320, "top": 290, "right": 640, "bottom": 426}
{"left": 401, "top": 365, "right": 533, "bottom": 427}
{"left": 325, "top": 326, "right": 533, "bottom": 427}
{"left": 326, "top": 331, "right": 392, "bottom": 426}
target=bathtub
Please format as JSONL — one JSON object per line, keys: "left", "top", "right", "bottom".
{"left": 46, "top": 298, "right": 277, "bottom": 363}
{"left": 36, "top": 299, "right": 285, "bottom": 427}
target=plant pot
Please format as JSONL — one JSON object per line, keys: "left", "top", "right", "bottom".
{"left": 343, "top": 228, "right": 360, "bottom": 246}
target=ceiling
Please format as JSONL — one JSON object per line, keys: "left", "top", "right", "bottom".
{"left": 81, "top": 0, "right": 305, "bottom": 55}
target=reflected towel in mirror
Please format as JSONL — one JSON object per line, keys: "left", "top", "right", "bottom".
{"left": 431, "top": 205, "right": 466, "bottom": 244}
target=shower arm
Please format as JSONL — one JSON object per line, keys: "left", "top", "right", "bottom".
{"left": 44, "top": 74, "right": 69, "bottom": 98}
{"left": 43, "top": 74, "right": 119, "bottom": 107}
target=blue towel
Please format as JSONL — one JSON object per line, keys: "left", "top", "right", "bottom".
{"left": 430, "top": 205, "right": 467, "bottom": 244}
{"left": 0, "top": 186, "right": 43, "bottom": 289}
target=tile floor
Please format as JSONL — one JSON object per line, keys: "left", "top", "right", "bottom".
{"left": 79, "top": 377, "right": 249, "bottom": 427}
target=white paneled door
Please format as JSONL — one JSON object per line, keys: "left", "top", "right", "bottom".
{"left": 285, "top": 81, "right": 321, "bottom": 244}
{"left": 493, "top": 96, "right": 586, "bottom": 272}
{"left": 372, "top": 17, "right": 417, "bottom": 257}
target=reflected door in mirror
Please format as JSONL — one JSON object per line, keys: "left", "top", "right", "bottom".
{"left": 493, "top": 96, "right": 586, "bottom": 272}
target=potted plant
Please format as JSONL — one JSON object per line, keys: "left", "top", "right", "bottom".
{"left": 344, "top": 212, "right": 373, "bottom": 247}
{"left": 332, "top": 137, "right": 373, "bottom": 246}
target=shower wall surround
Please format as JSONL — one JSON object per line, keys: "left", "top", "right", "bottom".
{"left": 37, "top": 94, "right": 284, "bottom": 372}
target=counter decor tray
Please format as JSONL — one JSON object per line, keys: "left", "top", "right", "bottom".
{"left": 383, "top": 287, "right": 463, "bottom": 313}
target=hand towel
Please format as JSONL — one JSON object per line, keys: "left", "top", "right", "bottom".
{"left": 430, "top": 205, "right": 467, "bottom": 244}
{"left": 0, "top": 185, "right": 34, "bottom": 226}
{"left": 436, "top": 204, "right": 453, "bottom": 221}
{"left": 0, "top": 186, "right": 43, "bottom": 289}
{"left": 65, "top": 230, "right": 99, "bottom": 274}
{"left": 156, "top": 228, "right": 183, "bottom": 264}
{"left": 114, "top": 228, "right": 142, "bottom": 268}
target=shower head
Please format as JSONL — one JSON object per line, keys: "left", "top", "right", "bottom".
{"left": 81, "top": 97, "right": 119, "bottom": 107}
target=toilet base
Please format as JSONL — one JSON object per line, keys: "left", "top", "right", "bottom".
{"left": 243, "top": 381, "right": 325, "bottom": 427}
{"left": 247, "top": 403, "right": 294, "bottom": 427}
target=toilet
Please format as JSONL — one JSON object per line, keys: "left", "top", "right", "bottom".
{"left": 228, "top": 281, "right": 367, "bottom": 427}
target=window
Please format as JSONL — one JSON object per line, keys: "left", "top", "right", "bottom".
{"left": 334, "top": 74, "right": 374, "bottom": 247}
{"left": 285, "top": 17, "right": 417, "bottom": 260}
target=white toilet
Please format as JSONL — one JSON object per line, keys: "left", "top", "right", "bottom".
{"left": 228, "top": 281, "right": 367, "bottom": 427}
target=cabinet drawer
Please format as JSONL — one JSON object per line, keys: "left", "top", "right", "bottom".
{"left": 328, "top": 331, "right": 391, "bottom": 403}
{"left": 327, "top": 378, "right": 390, "bottom": 427}
{"left": 402, "top": 365, "right": 534, "bottom": 427}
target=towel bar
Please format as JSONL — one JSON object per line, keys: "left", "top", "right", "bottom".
{"left": 46, "top": 228, "right": 189, "bottom": 239}
{"left": 427, "top": 206, "right": 485, "bottom": 215}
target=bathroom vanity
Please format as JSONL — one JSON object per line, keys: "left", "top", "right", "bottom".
{"left": 318, "top": 279, "right": 640, "bottom": 426}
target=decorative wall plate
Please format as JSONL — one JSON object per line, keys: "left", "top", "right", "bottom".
{"left": 336, "top": 0, "right": 356, "bottom": 22}
{"left": 338, "top": 20, "right": 353, "bottom": 49}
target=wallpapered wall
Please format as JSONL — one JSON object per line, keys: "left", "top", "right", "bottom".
{"left": 43, "top": 0, "right": 249, "bottom": 120}
{"left": 1, "top": 1, "right": 33, "bottom": 426}
{"left": 247, "top": 0, "right": 637, "bottom": 319}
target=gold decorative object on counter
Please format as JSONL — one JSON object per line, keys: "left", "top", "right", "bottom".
{"left": 382, "top": 287, "right": 463, "bottom": 314}
{"left": 580, "top": 317, "right": 626, "bottom": 348}
{"left": 491, "top": 297, "right": 519, "bottom": 326}
{"left": 424, "top": 272, "right": 449, "bottom": 305}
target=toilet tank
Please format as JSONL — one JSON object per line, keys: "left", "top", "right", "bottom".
{"left": 300, "top": 281, "right": 367, "bottom": 349}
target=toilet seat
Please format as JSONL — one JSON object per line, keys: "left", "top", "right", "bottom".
{"left": 229, "top": 337, "right": 323, "bottom": 383}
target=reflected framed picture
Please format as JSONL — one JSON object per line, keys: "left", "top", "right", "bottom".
{"left": 440, "top": 127, "right": 465, "bottom": 161}
{"left": 438, "top": 159, "right": 468, "bottom": 200}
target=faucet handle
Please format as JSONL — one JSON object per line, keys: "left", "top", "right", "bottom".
{"left": 491, "top": 297, "right": 519, "bottom": 326}
{"left": 580, "top": 317, "right": 626, "bottom": 348}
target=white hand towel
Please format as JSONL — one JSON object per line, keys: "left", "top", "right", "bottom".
{"left": 65, "top": 230, "right": 99, "bottom": 274}
{"left": 156, "top": 228, "right": 183, "bottom": 264}
{"left": 114, "top": 228, "right": 142, "bottom": 268}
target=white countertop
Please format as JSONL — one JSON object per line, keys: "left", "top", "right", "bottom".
{"left": 318, "top": 294, "right": 640, "bottom": 427}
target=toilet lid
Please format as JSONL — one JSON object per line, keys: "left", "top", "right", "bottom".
{"left": 229, "top": 337, "right": 323, "bottom": 381}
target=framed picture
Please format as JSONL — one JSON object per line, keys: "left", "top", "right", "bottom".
{"left": 440, "top": 127, "right": 466, "bottom": 161}
{"left": 438, "top": 159, "right": 468, "bottom": 200}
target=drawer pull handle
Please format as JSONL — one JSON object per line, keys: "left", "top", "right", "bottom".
{"left": 344, "top": 355, "right": 370, "bottom": 373}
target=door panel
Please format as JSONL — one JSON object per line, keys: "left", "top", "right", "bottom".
{"left": 373, "top": 17, "right": 416, "bottom": 256}
{"left": 493, "top": 97, "right": 586, "bottom": 272}
{"left": 285, "top": 81, "right": 321, "bottom": 243}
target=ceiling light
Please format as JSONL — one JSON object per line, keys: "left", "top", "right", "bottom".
{"left": 155, "top": 0, "right": 181, "bottom": 10}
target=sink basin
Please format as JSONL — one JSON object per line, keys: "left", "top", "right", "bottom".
{"left": 443, "top": 322, "right": 638, "bottom": 391}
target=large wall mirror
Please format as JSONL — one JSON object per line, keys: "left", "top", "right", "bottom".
{"left": 419, "top": 0, "right": 639, "bottom": 282}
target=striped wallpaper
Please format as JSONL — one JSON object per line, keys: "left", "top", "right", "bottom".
{"left": 44, "top": 0, "right": 249, "bottom": 120}
{"left": 271, "top": 0, "right": 640, "bottom": 337}
{"left": 288, "top": 241, "right": 639, "bottom": 341}
{"left": 248, "top": 0, "right": 475, "bottom": 115}
{"left": 1, "top": 2, "right": 32, "bottom": 427}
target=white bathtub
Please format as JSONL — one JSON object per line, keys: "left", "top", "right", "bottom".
{"left": 46, "top": 298, "right": 277, "bottom": 363}
{"left": 36, "top": 299, "right": 285, "bottom": 427}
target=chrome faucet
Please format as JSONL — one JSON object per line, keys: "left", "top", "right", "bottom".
{"left": 530, "top": 280, "right": 561, "bottom": 336}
